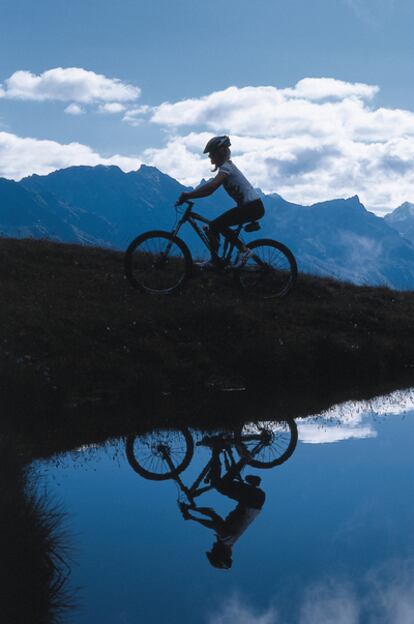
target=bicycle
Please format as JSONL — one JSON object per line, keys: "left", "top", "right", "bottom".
{"left": 124, "top": 201, "right": 297, "bottom": 298}
{"left": 124, "top": 420, "right": 298, "bottom": 493}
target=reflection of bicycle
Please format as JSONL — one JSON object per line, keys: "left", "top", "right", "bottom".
{"left": 125, "top": 420, "right": 298, "bottom": 501}
{"left": 124, "top": 201, "right": 297, "bottom": 298}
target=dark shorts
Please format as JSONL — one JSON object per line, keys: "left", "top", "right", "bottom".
{"left": 210, "top": 198, "right": 265, "bottom": 234}
{"left": 215, "top": 474, "right": 266, "bottom": 510}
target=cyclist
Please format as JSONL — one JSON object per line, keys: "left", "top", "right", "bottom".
{"left": 176, "top": 136, "right": 265, "bottom": 268}
{"left": 180, "top": 448, "right": 266, "bottom": 570}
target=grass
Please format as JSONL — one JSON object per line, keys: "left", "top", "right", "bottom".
{"left": 1, "top": 236, "right": 413, "bottom": 433}
{"left": 0, "top": 438, "right": 73, "bottom": 623}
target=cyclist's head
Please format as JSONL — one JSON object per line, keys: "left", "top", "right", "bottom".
{"left": 203, "top": 136, "right": 231, "bottom": 170}
{"left": 206, "top": 540, "right": 233, "bottom": 570}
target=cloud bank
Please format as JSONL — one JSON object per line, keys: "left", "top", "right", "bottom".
{"left": 2, "top": 71, "right": 414, "bottom": 212}
{"left": 0, "top": 131, "right": 139, "bottom": 179}
{"left": 209, "top": 560, "right": 414, "bottom": 624}
{"left": 296, "top": 387, "right": 414, "bottom": 445}
{"left": 139, "top": 78, "right": 414, "bottom": 213}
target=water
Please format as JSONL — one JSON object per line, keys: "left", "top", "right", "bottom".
{"left": 33, "top": 388, "right": 414, "bottom": 623}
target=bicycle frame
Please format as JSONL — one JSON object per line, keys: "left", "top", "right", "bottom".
{"left": 163, "top": 431, "right": 268, "bottom": 506}
{"left": 172, "top": 201, "right": 245, "bottom": 265}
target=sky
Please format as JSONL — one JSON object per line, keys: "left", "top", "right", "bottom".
{"left": 1, "top": 0, "right": 414, "bottom": 214}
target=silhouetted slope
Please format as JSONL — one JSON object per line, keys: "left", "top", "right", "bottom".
{"left": 3, "top": 164, "right": 414, "bottom": 288}
{"left": 0, "top": 164, "right": 413, "bottom": 287}
{"left": 1, "top": 237, "right": 413, "bottom": 412}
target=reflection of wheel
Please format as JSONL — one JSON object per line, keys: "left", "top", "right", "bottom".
{"left": 124, "top": 231, "right": 192, "bottom": 294}
{"left": 236, "top": 239, "right": 297, "bottom": 299}
{"left": 125, "top": 429, "right": 194, "bottom": 480}
{"left": 236, "top": 419, "right": 298, "bottom": 468}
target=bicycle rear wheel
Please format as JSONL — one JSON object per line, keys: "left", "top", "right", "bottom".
{"left": 236, "top": 239, "right": 297, "bottom": 299}
{"left": 125, "top": 429, "right": 194, "bottom": 480}
{"left": 235, "top": 419, "right": 298, "bottom": 468}
{"left": 124, "top": 230, "right": 192, "bottom": 294}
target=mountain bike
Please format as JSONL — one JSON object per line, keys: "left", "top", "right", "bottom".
{"left": 124, "top": 201, "right": 297, "bottom": 299}
{"left": 125, "top": 420, "right": 298, "bottom": 489}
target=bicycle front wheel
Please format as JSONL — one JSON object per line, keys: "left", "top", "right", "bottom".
{"left": 236, "top": 239, "right": 297, "bottom": 299}
{"left": 235, "top": 419, "right": 298, "bottom": 468}
{"left": 125, "top": 429, "right": 194, "bottom": 480}
{"left": 124, "top": 230, "right": 192, "bottom": 294}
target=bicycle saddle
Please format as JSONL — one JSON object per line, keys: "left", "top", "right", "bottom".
{"left": 244, "top": 221, "right": 261, "bottom": 232}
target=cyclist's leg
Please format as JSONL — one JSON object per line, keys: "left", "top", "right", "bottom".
{"left": 210, "top": 200, "right": 265, "bottom": 249}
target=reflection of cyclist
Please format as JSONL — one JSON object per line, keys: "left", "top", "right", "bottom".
{"left": 180, "top": 449, "right": 266, "bottom": 569}
{"left": 176, "top": 136, "right": 265, "bottom": 268}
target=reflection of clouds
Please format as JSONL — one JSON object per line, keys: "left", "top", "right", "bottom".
{"left": 298, "top": 424, "right": 376, "bottom": 445}
{"left": 208, "top": 594, "right": 278, "bottom": 624}
{"left": 297, "top": 387, "right": 414, "bottom": 445}
{"left": 299, "top": 582, "right": 358, "bottom": 624}
{"left": 209, "top": 559, "right": 414, "bottom": 623}
{"left": 300, "top": 561, "right": 414, "bottom": 624}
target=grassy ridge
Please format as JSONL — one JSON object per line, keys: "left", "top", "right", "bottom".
{"left": 1, "top": 237, "right": 414, "bottom": 416}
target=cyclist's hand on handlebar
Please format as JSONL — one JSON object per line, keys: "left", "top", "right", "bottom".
{"left": 175, "top": 192, "right": 189, "bottom": 206}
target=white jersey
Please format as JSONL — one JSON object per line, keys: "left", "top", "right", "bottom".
{"left": 219, "top": 160, "right": 260, "bottom": 206}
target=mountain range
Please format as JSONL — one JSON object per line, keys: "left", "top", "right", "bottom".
{"left": 1, "top": 164, "right": 414, "bottom": 290}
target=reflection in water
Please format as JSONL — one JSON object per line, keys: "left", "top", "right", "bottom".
{"left": 298, "top": 387, "right": 414, "bottom": 444}
{"left": 13, "top": 386, "right": 414, "bottom": 623}
{"left": 1, "top": 439, "right": 72, "bottom": 624}
{"left": 126, "top": 420, "right": 298, "bottom": 569}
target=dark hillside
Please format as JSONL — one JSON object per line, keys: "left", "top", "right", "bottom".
{"left": 1, "top": 237, "right": 413, "bottom": 417}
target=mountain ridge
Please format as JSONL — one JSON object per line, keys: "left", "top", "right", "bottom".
{"left": 1, "top": 164, "right": 414, "bottom": 289}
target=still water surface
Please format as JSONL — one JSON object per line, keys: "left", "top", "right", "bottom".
{"left": 35, "top": 389, "right": 414, "bottom": 623}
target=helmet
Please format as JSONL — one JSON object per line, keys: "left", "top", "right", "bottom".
{"left": 203, "top": 136, "right": 231, "bottom": 154}
{"left": 206, "top": 541, "right": 233, "bottom": 570}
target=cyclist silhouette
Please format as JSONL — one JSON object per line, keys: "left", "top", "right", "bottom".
{"left": 176, "top": 135, "right": 265, "bottom": 268}
{"left": 180, "top": 445, "right": 266, "bottom": 570}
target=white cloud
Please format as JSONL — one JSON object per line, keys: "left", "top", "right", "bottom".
{"left": 0, "top": 131, "right": 139, "bottom": 179}
{"left": 283, "top": 77, "right": 379, "bottom": 101}
{"left": 139, "top": 79, "right": 414, "bottom": 212}
{"left": 64, "top": 103, "right": 84, "bottom": 115}
{"left": 122, "top": 105, "right": 151, "bottom": 126}
{"left": 98, "top": 102, "right": 126, "bottom": 114}
{"left": 2, "top": 67, "right": 140, "bottom": 104}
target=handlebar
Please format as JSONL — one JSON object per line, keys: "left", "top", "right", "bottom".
{"left": 175, "top": 199, "right": 194, "bottom": 208}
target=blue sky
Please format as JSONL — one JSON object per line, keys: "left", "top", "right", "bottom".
{"left": 1, "top": 0, "right": 414, "bottom": 212}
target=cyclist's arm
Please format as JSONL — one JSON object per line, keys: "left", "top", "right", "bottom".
{"left": 181, "top": 504, "right": 223, "bottom": 526}
{"left": 184, "top": 510, "right": 223, "bottom": 530}
{"left": 192, "top": 506, "right": 223, "bottom": 523}
{"left": 184, "top": 172, "right": 227, "bottom": 200}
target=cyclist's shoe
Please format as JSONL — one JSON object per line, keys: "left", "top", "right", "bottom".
{"left": 195, "top": 257, "right": 223, "bottom": 270}
{"left": 195, "top": 259, "right": 216, "bottom": 270}
{"left": 226, "top": 248, "right": 253, "bottom": 270}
